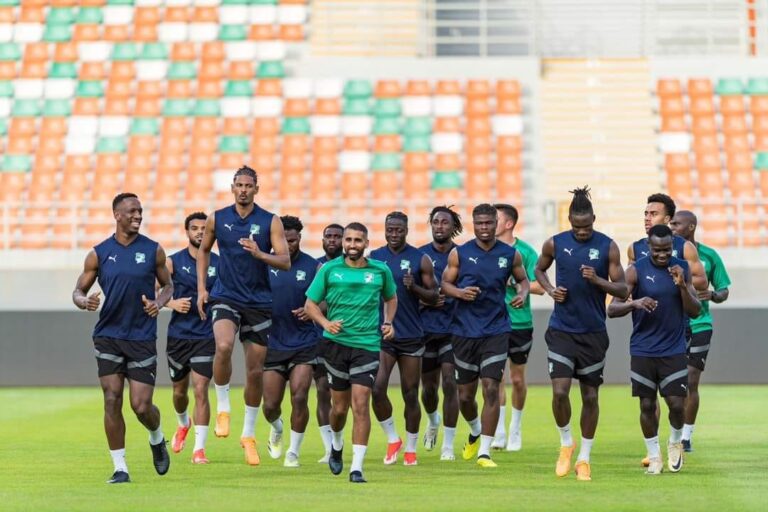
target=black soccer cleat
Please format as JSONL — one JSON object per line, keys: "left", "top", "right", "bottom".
{"left": 349, "top": 470, "right": 367, "bottom": 483}
{"left": 328, "top": 447, "right": 343, "bottom": 475}
{"left": 107, "top": 470, "right": 130, "bottom": 484}
{"left": 682, "top": 439, "right": 693, "bottom": 453}
{"left": 150, "top": 439, "right": 170, "bottom": 475}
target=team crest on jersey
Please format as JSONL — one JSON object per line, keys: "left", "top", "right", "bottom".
{"left": 498, "top": 257, "right": 508, "bottom": 268}
{"left": 672, "top": 249, "right": 679, "bottom": 257}
{"left": 589, "top": 248, "right": 600, "bottom": 261}
{"left": 250, "top": 224, "right": 260, "bottom": 236}
{"left": 296, "top": 270, "right": 306, "bottom": 281}
{"left": 400, "top": 260, "right": 411, "bottom": 271}
{"left": 207, "top": 266, "right": 216, "bottom": 277}
{"left": 135, "top": 252, "right": 146, "bottom": 264}
{"left": 364, "top": 272, "right": 374, "bottom": 284}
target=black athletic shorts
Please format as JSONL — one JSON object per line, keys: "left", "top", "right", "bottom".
{"left": 210, "top": 299, "right": 270, "bottom": 346}
{"left": 166, "top": 337, "right": 215, "bottom": 382}
{"left": 381, "top": 337, "right": 425, "bottom": 358}
{"left": 545, "top": 328, "right": 609, "bottom": 387}
{"left": 264, "top": 345, "right": 318, "bottom": 380}
{"left": 318, "top": 338, "right": 379, "bottom": 391}
{"left": 686, "top": 329, "right": 712, "bottom": 371}
{"left": 508, "top": 328, "right": 534, "bottom": 365}
{"left": 452, "top": 334, "right": 508, "bottom": 385}
{"left": 313, "top": 336, "right": 328, "bottom": 381}
{"left": 93, "top": 337, "right": 157, "bottom": 386}
{"left": 631, "top": 354, "right": 688, "bottom": 398}
{"left": 422, "top": 332, "right": 454, "bottom": 373}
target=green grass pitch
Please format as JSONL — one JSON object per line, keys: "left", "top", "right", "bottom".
{"left": 1, "top": 385, "right": 766, "bottom": 511}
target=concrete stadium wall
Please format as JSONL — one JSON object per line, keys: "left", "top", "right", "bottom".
{"left": 1, "top": 309, "right": 764, "bottom": 386}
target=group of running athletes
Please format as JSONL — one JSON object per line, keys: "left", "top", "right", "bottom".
{"left": 73, "top": 166, "right": 730, "bottom": 484}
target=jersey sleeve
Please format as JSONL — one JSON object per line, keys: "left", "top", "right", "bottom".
{"left": 381, "top": 265, "right": 397, "bottom": 300}
{"left": 710, "top": 252, "right": 731, "bottom": 290}
{"left": 305, "top": 264, "right": 328, "bottom": 303}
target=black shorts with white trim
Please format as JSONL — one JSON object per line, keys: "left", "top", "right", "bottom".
{"left": 210, "top": 299, "right": 271, "bottom": 346}
{"left": 452, "top": 334, "right": 508, "bottom": 385}
{"left": 422, "top": 332, "right": 454, "bottom": 373}
{"left": 686, "top": 329, "right": 712, "bottom": 371}
{"left": 166, "top": 337, "right": 215, "bottom": 382}
{"left": 545, "top": 328, "right": 609, "bottom": 387}
{"left": 381, "top": 337, "right": 424, "bottom": 358}
{"left": 264, "top": 345, "right": 318, "bottom": 380}
{"left": 631, "top": 353, "right": 688, "bottom": 398}
{"left": 93, "top": 337, "right": 157, "bottom": 386}
{"left": 317, "top": 338, "right": 379, "bottom": 391}
{"left": 508, "top": 328, "right": 533, "bottom": 365}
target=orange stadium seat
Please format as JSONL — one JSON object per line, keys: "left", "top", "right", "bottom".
{"left": 406, "top": 80, "right": 431, "bottom": 96}
{"left": 657, "top": 79, "right": 682, "bottom": 98}
{"left": 687, "top": 78, "right": 713, "bottom": 97}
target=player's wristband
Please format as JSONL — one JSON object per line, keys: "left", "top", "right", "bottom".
{"left": 382, "top": 322, "right": 392, "bottom": 326}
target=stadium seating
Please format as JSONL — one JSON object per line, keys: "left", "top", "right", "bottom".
{"left": 657, "top": 77, "right": 767, "bottom": 247}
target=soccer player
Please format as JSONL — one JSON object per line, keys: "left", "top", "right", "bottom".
{"left": 441, "top": 204, "right": 530, "bottom": 468}
{"left": 534, "top": 187, "right": 629, "bottom": 481}
{"left": 72, "top": 193, "right": 173, "bottom": 484}
{"left": 262, "top": 216, "right": 320, "bottom": 467}
{"left": 420, "top": 206, "right": 462, "bottom": 461}
{"left": 196, "top": 166, "right": 290, "bottom": 466}
{"left": 608, "top": 224, "right": 701, "bottom": 475}
{"left": 304, "top": 223, "right": 398, "bottom": 483}
{"left": 628, "top": 193, "right": 707, "bottom": 291}
{"left": 670, "top": 210, "right": 731, "bottom": 452}
{"left": 491, "top": 204, "right": 545, "bottom": 451}
{"left": 370, "top": 212, "right": 438, "bottom": 466}
{"left": 164, "top": 212, "right": 219, "bottom": 464}
{"left": 315, "top": 223, "right": 344, "bottom": 462}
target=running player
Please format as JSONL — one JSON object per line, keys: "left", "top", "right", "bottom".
{"left": 670, "top": 210, "right": 731, "bottom": 452}
{"left": 628, "top": 193, "right": 707, "bottom": 291}
{"left": 315, "top": 223, "right": 344, "bottom": 462}
{"left": 608, "top": 224, "right": 701, "bottom": 475}
{"left": 441, "top": 204, "right": 530, "bottom": 468}
{"left": 195, "top": 166, "right": 290, "bottom": 466}
{"left": 370, "top": 212, "right": 438, "bottom": 466}
{"left": 305, "top": 222, "right": 397, "bottom": 483}
{"left": 534, "top": 187, "right": 629, "bottom": 481}
{"left": 420, "top": 206, "right": 462, "bottom": 461}
{"left": 262, "top": 216, "right": 320, "bottom": 467}
{"left": 72, "top": 193, "right": 173, "bottom": 483}
{"left": 491, "top": 204, "right": 545, "bottom": 451}
{"left": 164, "top": 212, "right": 219, "bottom": 464}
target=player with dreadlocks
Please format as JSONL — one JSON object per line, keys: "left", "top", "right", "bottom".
{"left": 534, "top": 186, "right": 629, "bottom": 481}
{"left": 419, "top": 206, "right": 463, "bottom": 460}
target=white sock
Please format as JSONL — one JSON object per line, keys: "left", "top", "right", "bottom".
{"left": 495, "top": 406, "right": 506, "bottom": 436}
{"left": 193, "top": 426, "right": 208, "bottom": 451}
{"left": 379, "top": 416, "right": 399, "bottom": 443}
{"left": 270, "top": 417, "right": 284, "bottom": 434}
{"left": 332, "top": 429, "right": 344, "bottom": 451}
{"left": 405, "top": 431, "right": 418, "bottom": 453}
{"left": 510, "top": 407, "right": 523, "bottom": 433}
{"left": 645, "top": 436, "right": 661, "bottom": 459}
{"left": 319, "top": 425, "right": 333, "bottom": 454}
{"left": 110, "top": 448, "right": 128, "bottom": 473}
{"left": 577, "top": 437, "right": 594, "bottom": 462}
{"left": 215, "top": 383, "right": 231, "bottom": 413}
{"left": 350, "top": 444, "right": 367, "bottom": 473}
{"left": 176, "top": 410, "right": 190, "bottom": 428}
{"left": 241, "top": 405, "right": 259, "bottom": 438}
{"left": 148, "top": 425, "right": 164, "bottom": 445}
{"left": 557, "top": 423, "right": 573, "bottom": 447}
{"left": 468, "top": 417, "right": 481, "bottom": 437}
{"left": 288, "top": 430, "right": 304, "bottom": 456}
{"left": 478, "top": 434, "right": 493, "bottom": 457}
{"left": 427, "top": 410, "right": 440, "bottom": 427}
{"left": 442, "top": 427, "right": 456, "bottom": 452}
{"left": 682, "top": 423, "right": 694, "bottom": 441}
{"left": 669, "top": 426, "right": 683, "bottom": 444}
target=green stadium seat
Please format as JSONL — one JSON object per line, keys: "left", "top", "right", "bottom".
{"left": 0, "top": 43, "right": 21, "bottom": 61}
{"left": 43, "top": 25, "right": 72, "bottom": 43}
{"left": 715, "top": 78, "right": 743, "bottom": 95}
{"left": 342, "top": 99, "right": 370, "bottom": 116}
{"left": 755, "top": 152, "right": 768, "bottom": 170}
{"left": 96, "top": 137, "right": 127, "bottom": 154}
{"left": 112, "top": 43, "right": 139, "bottom": 61}
{"left": 431, "top": 171, "right": 462, "bottom": 190}
{"left": 49, "top": 63, "right": 78, "bottom": 79}
{"left": 76, "top": 81, "right": 104, "bottom": 98}
{"left": 131, "top": 118, "right": 159, "bottom": 135}
{"left": 0, "top": 0, "right": 20, "bottom": 6}
{"left": 250, "top": 0, "right": 278, "bottom": 4}
{"left": 257, "top": 61, "right": 285, "bottom": 79}
{"left": 402, "top": 136, "right": 430, "bottom": 153}
{"left": 48, "top": 8, "right": 76, "bottom": 25}
{"left": 282, "top": 117, "right": 310, "bottom": 134}
{"left": 76, "top": 8, "right": 104, "bottom": 24}
{"left": 219, "top": 25, "right": 248, "bottom": 41}
{"left": 193, "top": 99, "right": 221, "bottom": 117}
{"left": 141, "top": 43, "right": 169, "bottom": 60}
{"left": 2, "top": 156, "right": 32, "bottom": 172}
{"left": 43, "top": 99, "right": 71, "bottom": 117}
{"left": 219, "top": 136, "right": 249, "bottom": 153}
{"left": 106, "top": 0, "right": 134, "bottom": 5}
{"left": 374, "top": 99, "right": 401, "bottom": 117}
{"left": 372, "top": 153, "right": 401, "bottom": 171}
{"left": 0, "top": 119, "right": 7, "bottom": 135}
{"left": 168, "top": 62, "right": 197, "bottom": 80}
{"left": 344, "top": 80, "right": 372, "bottom": 99}
{"left": 0, "top": 81, "right": 12, "bottom": 97}
{"left": 225, "top": 81, "right": 252, "bottom": 97}
{"left": 403, "top": 117, "right": 432, "bottom": 137}
{"left": 747, "top": 78, "right": 768, "bottom": 95}
{"left": 373, "top": 117, "right": 400, "bottom": 135}
{"left": 12, "top": 99, "right": 41, "bottom": 117}
{"left": 222, "top": 0, "right": 251, "bottom": 4}
{"left": 163, "top": 99, "right": 192, "bottom": 117}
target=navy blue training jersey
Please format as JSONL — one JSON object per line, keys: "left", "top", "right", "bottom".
{"left": 167, "top": 249, "right": 219, "bottom": 340}
{"left": 419, "top": 242, "right": 456, "bottom": 335}
{"left": 269, "top": 251, "right": 319, "bottom": 351}
{"left": 93, "top": 234, "right": 158, "bottom": 342}
{"left": 370, "top": 244, "right": 426, "bottom": 340}
{"left": 453, "top": 239, "right": 517, "bottom": 338}
{"left": 630, "top": 256, "right": 689, "bottom": 357}
{"left": 209, "top": 204, "right": 275, "bottom": 309}
{"left": 548, "top": 230, "right": 613, "bottom": 334}
{"left": 632, "top": 234, "right": 686, "bottom": 262}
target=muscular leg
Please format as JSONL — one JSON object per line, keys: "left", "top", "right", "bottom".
{"left": 441, "top": 362, "right": 459, "bottom": 428}
{"left": 315, "top": 374, "right": 331, "bottom": 426}
{"left": 480, "top": 378, "right": 500, "bottom": 437}
{"left": 371, "top": 350, "right": 397, "bottom": 422}
{"left": 190, "top": 371, "right": 211, "bottom": 427}
{"left": 243, "top": 342, "right": 267, "bottom": 408}
{"left": 684, "top": 365, "right": 702, "bottom": 426}
{"left": 261, "top": 370, "right": 287, "bottom": 424}
{"left": 330, "top": 388, "right": 351, "bottom": 433}
{"left": 288, "top": 365, "right": 313, "bottom": 433}
{"left": 398, "top": 355, "right": 422, "bottom": 434}
{"left": 665, "top": 395, "right": 685, "bottom": 431}
{"left": 510, "top": 364, "right": 527, "bottom": 411}
{"left": 171, "top": 374, "right": 190, "bottom": 417}
{"left": 458, "top": 379, "right": 479, "bottom": 424}
{"left": 128, "top": 379, "right": 161, "bottom": 432}
{"left": 639, "top": 396, "right": 659, "bottom": 438}
{"left": 551, "top": 377, "right": 572, "bottom": 428}
{"left": 350, "top": 384, "right": 372, "bottom": 446}
{"left": 579, "top": 383, "right": 600, "bottom": 439}
{"left": 420, "top": 366, "right": 440, "bottom": 418}
{"left": 212, "top": 320, "right": 237, "bottom": 386}
{"left": 100, "top": 374, "right": 126, "bottom": 450}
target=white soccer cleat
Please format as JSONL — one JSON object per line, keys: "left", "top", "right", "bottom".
{"left": 317, "top": 452, "right": 330, "bottom": 464}
{"left": 440, "top": 450, "right": 455, "bottom": 461}
{"left": 283, "top": 451, "right": 300, "bottom": 468}
{"left": 646, "top": 457, "right": 663, "bottom": 475}
{"left": 267, "top": 427, "right": 283, "bottom": 460}
{"left": 491, "top": 431, "right": 506, "bottom": 450}
{"left": 423, "top": 415, "right": 441, "bottom": 451}
{"left": 667, "top": 442, "right": 684, "bottom": 473}
{"left": 505, "top": 430, "right": 522, "bottom": 451}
